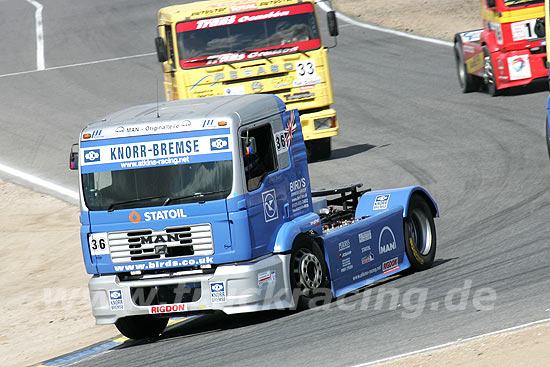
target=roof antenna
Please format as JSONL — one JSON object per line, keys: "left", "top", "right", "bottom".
{"left": 156, "top": 79, "right": 160, "bottom": 118}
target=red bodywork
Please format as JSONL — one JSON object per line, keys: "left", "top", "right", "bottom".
{"left": 457, "top": 0, "right": 546, "bottom": 91}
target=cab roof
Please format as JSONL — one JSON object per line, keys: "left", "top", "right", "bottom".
{"left": 158, "top": 0, "right": 311, "bottom": 23}
{"left": 81, "top": 94, "right": 286, "bottom": 140}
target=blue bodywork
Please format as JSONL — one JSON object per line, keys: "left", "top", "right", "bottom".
{"left": 78, "top": 95, "right": 438, "bottom": 303}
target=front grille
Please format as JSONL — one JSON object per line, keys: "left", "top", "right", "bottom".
{"left": 108, "top": 224, "right": 213, "bottom": 263}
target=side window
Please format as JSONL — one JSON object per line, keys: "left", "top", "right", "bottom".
{"left": 242, "top": 124, "right": 278, "bottom": 191}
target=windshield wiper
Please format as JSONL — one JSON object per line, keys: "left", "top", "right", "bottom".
{"left": 163, "top": 190, "right": 229, "bottom": 206}
{"left": 107, "top": 195, "right": 167, "bottom": 212}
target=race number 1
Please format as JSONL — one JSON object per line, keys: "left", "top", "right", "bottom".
{"left": 89, "top": 232, "right": 109, "bottom": 256}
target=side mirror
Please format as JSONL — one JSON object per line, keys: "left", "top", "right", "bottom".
{"left": 487, "top": 0, "right": 496, "bottom": 8}
{"left": 243, "top": 135, "right": 257, "bottom": 155}
{"left": 69, "top": 143, "right": 79, "bottom": 170}
{"left": 327, "top": 11, "right": 339, "bottom": 37}
{"left": 155, "top": 37, "right": 168, "bottom": 63}
{"left": 535, "top": 18, "right": 545, "bottom": 38}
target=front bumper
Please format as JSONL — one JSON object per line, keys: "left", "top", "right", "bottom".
{"left": 89, "top": 254, "right": 294, "bottom": 324}
{"left": 494, "top": 48, "right": 547, "bottom": 89}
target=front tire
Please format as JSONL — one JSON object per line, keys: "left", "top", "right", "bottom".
{"left": 454, "top": 36, "right": 481, "bottom": 93}
{"left": 290, "top": 236, "right": 331, "bottom": 310}
{"left": 483, "top": 46, "right": 499, "bottom": 96}
{"left": 306, "top": 137, "right": 331, "bottom": 162}
{"left": 404, "top": 196, "right": 436, "bottom": 271}
{"left": 115, "top": 315, "right": 168, "bottom": 339}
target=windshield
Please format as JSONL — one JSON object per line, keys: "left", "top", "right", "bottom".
{"left": 503, "top": 0, "right": 543, "bottom": 8}
{"left": 82, "top": 161, "right": 232, "bottom": 211}
{"left": 176, "top": 3, "right": 320, "bottom": 68}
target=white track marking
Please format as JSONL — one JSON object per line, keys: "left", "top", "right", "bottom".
{"left": 0, "top": 162, "right": 78, "bottom": 201}
{"left": 317, "top": 2, "right": 453, "bottom": 47}
{"left": 350, "top": 317, "right": 550, "bottom": 366}
{"left": 26, "top": 0, "right": 45, "bottom": 70}
{"left": 0, "top": 52, "right": 156, "bottom": 79}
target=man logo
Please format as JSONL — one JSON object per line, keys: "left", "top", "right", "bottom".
{"left": 378, "top": 226, "right": 397, "bottom": 254}
{"left": 84, "top": 149, "right": 101, "bottom": 163}
{"left": 210, "top": 137, "right": 229, "bottom": 150}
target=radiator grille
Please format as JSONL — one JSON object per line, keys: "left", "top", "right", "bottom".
{"left": 108, "top": 224, "right": 213, "bottom": 264}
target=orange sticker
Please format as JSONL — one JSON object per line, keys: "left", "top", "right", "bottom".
{"left": 129, "top": 211, "right": 141, "bottom": 223}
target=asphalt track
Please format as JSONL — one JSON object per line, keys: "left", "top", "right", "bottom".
{"left": 2, "top": 1, "right": 550, "bottom": 366}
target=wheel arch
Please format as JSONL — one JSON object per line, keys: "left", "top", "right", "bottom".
{"left": 355, "top": 186, "right": 439, "bottom": 219}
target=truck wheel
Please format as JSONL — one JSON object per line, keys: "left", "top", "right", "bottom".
{"left": 483, "top": 46, "right": 499, "bottom": 96}
{"left": 404, "top": 196, "right": 436, "bottom": 271}
{"left": 115, "top": 315, "right": 168, "bottom": 339}
{"left": 290, "top": 237, "right": 330, "bottom": 310}
{"left": 546, "top": 116, "right": 550, "bottom": 161}
{"left": 306, "top": 137, "right": 331, "bottom": 162}
{"left": 454, "top": 36, "right": 481, "bottom": 93}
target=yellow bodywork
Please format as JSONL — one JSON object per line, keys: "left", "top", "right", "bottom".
{"left": 481, "top": 0, "right": 545, "bottom": 23}
{"left": 157, "top": 0, "right": 338, "bottom": 143}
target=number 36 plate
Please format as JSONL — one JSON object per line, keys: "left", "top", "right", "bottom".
{"left": 89, "top": 232, "right": 109, "bottom": 256}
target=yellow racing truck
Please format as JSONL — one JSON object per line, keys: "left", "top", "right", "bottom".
{"left": 155, "top": 0, "right": 339, "bottom": 160}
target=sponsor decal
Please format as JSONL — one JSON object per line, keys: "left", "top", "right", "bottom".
{"left": 459, "top": 30, "right": 481, "bottom": 42}
{"left": 309, "top": 217, "right": 320, "bottom": 226}
{"left": 373, "top": 194, "right": 390, "bottom": 210}
{"left": 251, "top": 81, "right": 264, "bottom": 92}
{"left": 465, "top": 53, "right": 484, "bottom": 74}
{"left": 378, "top": 226, "right": 397, "bottom": 254}
{"left": 210, "top": 137, "right": 229, "bottom": 150}
{"left": 210, "top": 281, "right": 226, "bottom": 303}
{"left": 258, "top": 270, "right": 276, "bottom": 288}
{"left": 83, "top": 149, "right": 100, "bottom": 163}
{"left": 262, "top": 189, "right": 279, "bottom": 222}
{"left": 129, "top": 208, "right": 187, "bottom": 223}
{"left": 230, "top": 3, "right": 257, "bottom": 12}
{"left": 149, "top": 303, "right": 186, "bottom": 314}
{"left": 224, "top": 85, "right": 245, "bottom": 95}
{"left": 114, "top": 257, "right": 214, "bottom": 272}
{"left": 382, "top": 257, "right": 399, "bottom": 274}
{"left": 115, "top": 126, "right": 124, "bottom": 133}
{"left": 338, "top": 239, "right": 351, "bottom": 251}
{"left": 109, "top": 290, "right": 124, "bottom": 311}
{"left": 507, "top": 55, "right": 531, "bottom": 81}
{"left": 284, "top": 92, "right": 315, "bottom": 101}
{"left": 361, "top": 245, "right": 371, "bottom": 253}
{"left": 90, "top": 129, "right": 103, "bottom": 139}
{"left": 361, "top": 252, "right": 374, "bottom": 265}
{"left": 358, "top": 230, "right": 372, "bottom": 243}
{"left": 353, "top": 264, "right": 381, "bottom": 281}
{"left": 203, "top": 119, "right": 215, "bottom": 127}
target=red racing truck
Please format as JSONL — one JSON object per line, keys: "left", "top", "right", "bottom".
{"left": 454, "top": 0, "right": 546, "bottom": 96}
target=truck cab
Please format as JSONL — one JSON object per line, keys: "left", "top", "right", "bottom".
{"left": 154, "top": 0, "right": 340, "bottom": 160}
{"left": 454, "top": 0, "right": 546, "bottom": 95}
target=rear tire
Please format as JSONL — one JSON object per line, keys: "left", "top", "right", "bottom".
{"left": 404, "top": 196, "right": 436, "bottom": 271}
{"left": 115, "top": 315, "right": 168, "bottom": 339}
{"left": 454, "top": 36, "right": 482, "bottom": 93}
{"left": 290, "top": 236, "right": 331, "bottom": 310}
{"left": 306, "top": 137, "right": 331, "bottom": 162}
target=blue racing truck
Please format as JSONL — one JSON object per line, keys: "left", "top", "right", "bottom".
{"left": 69, "top": 94, "right": 438, "bottom": 339}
